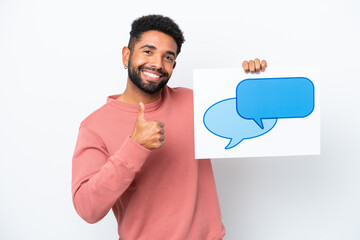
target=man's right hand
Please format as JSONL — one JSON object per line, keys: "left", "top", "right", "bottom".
{"left": 130, "top": 102, "right": 165, "bottom": 150}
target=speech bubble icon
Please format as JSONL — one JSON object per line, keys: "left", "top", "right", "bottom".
{"left": 236, "top": 77, "right": 314, "bottom": 129}
{"left": 203, "top": 98, "right": 277, "bottom": 149}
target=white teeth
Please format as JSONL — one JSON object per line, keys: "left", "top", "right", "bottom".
{"left": 143, "top": 71, "right": 160, "bottom": 78}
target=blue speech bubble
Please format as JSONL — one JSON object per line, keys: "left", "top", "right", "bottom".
{"left": 236, "top": 77, "right": 314, "bottom": 129}
{"left": 204, "top": 98, "right": 277, "bottom": 149}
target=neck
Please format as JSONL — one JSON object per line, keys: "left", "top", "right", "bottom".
{"left": 116, "top": 78, "right": 163, "bottom": 104}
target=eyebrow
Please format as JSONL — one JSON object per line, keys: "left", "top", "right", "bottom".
{"left": 140, "top": 44, "right": 176, "bottom": 57}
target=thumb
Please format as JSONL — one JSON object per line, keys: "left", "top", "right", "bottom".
{"left": 137, "top": 102, "right": 146, "bottom": 121}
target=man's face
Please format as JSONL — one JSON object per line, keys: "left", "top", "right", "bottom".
{"left": 126, "top": 30, "right": 177, "bottom": 94}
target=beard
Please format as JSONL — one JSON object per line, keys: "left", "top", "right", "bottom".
{"left": 128, "top": 57, "right": 170, "bottom": 95}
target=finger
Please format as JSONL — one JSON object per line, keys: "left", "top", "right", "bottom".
{"left": 242, "top": 61, "right": 249, "bottom": 73}
{"left": 157, "top": 120, "right": 165, "bottom": 128}
{"left": 152, "top": 134, "right": 163, "bottom": 141}
{"left": 153, "top": 138, "right": 165, "bottom": 149}
{"left": 260, "top": 60, "right": 267, "bottom": 72}
{"left": 249, "top": 60, "right": 255, "bottom": 72}
{"left": 137, "top": 102, "right": 145, "bottom": 121}
{"left": 254, "top": 58, "right": 261, "bottom": 73}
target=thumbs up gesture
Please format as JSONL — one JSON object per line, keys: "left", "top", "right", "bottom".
{"left": 130, "top": 102, "right": 165, "bottom": 150}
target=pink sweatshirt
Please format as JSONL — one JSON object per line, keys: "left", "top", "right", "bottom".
{"left": 72, "top": 86, "right": 225, "bottom": 240}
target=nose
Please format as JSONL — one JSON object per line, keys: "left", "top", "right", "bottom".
{"left": 150, "top": 55, "right": 163, "bottom": 69}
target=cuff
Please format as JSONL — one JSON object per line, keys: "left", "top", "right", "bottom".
{"left": 111, "top": 136, "right": 151, "bottom": 172}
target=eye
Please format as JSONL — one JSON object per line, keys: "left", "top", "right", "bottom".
{"left": 144, "top": 50, "right": 151, "bottom": 54}
{"left": 165, "top": 56, "right": 174, "bottom": 62}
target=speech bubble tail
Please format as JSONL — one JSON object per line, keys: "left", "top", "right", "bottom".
{"left": 253, "top": 118, "right": 264, "bottom": 129}
{"left": 225, "top": 138, "right": 243, "bottom": 149}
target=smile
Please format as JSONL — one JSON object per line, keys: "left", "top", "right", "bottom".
{"left": 142, "top": 70, "right": 162, "bottom": 80}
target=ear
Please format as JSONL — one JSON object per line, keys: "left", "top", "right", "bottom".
{"left": 172, "top": 61, "right": 177, "bottom": 70}
{"left": 122, "top": 46, "right": 130, "bottom": 67}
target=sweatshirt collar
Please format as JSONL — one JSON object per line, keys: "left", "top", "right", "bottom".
{"left": 106, "top": 86, "right": 168, "bottom": 113}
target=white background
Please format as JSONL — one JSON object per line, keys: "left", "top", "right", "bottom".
{"left": 0, "top": 0, "right": 359, "bottom": 239}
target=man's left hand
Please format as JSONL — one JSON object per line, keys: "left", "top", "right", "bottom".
{"left": 242, "top": 58, "right": 267, "bottom": 73}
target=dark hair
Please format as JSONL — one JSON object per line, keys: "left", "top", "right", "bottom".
{"left": 128, "top": 15, "right": 185, "bottom": 55}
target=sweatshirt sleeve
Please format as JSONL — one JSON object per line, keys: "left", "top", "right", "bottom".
{"left": 71, "top": 126, "right": 151, "bottom": 223}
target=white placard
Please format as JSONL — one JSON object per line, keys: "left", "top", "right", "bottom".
{"left": 193, "top": 67, "right": 321, "bottom": 159}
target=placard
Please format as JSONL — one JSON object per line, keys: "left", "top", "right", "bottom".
{"left": 193, "top": 67, "right": 320, "bottom": 159}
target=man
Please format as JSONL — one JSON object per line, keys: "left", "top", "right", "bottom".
{"left": 72, "top": 14, "right": 266, "bottom": 240}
